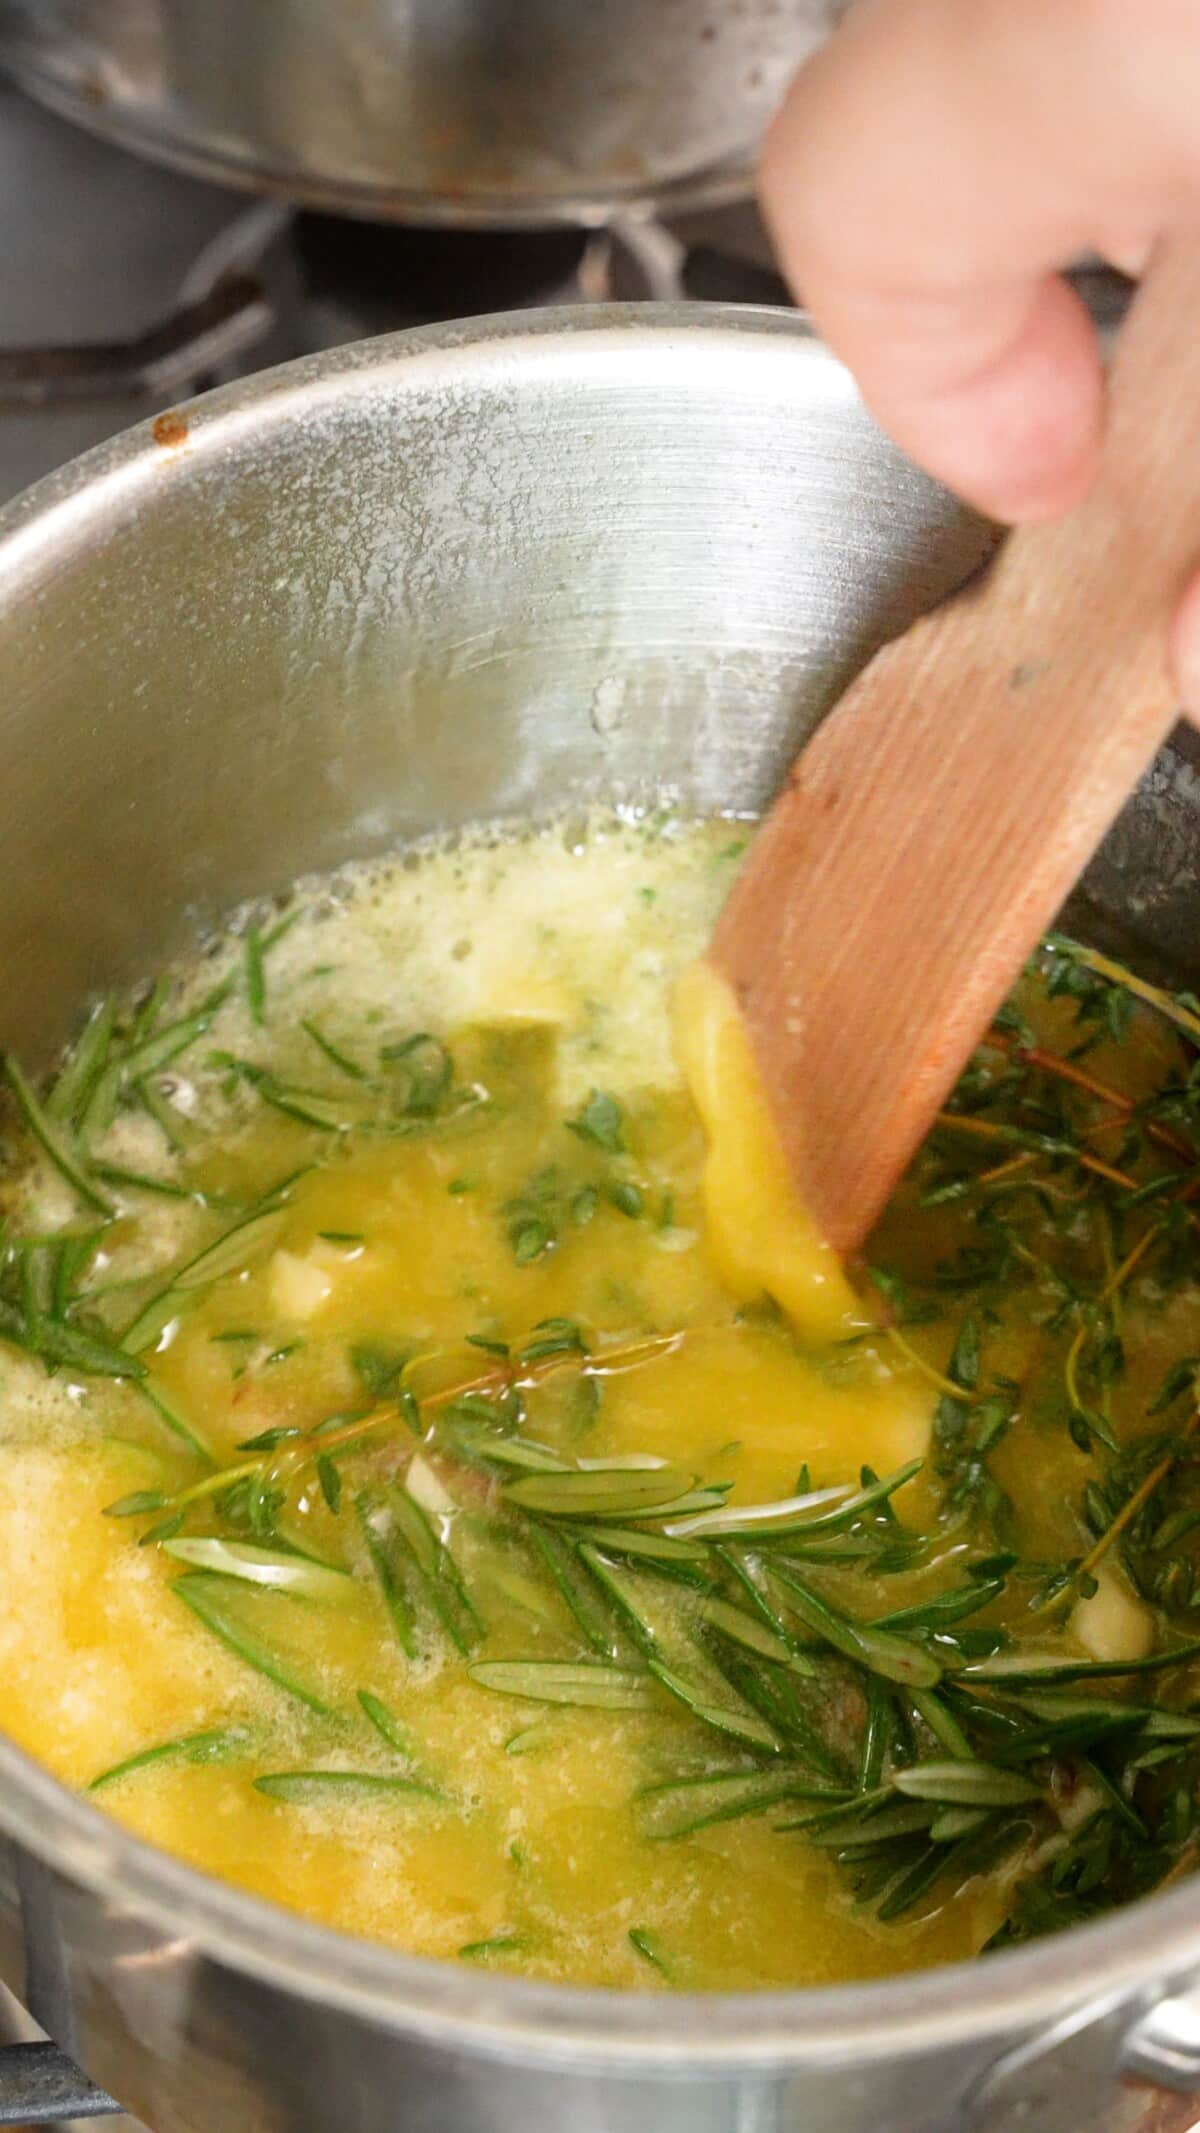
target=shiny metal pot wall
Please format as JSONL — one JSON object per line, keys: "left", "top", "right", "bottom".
{"left": 0, "top": 0, "right": 842, "bottom": 226}
{"left": 0, "top": 308, "right": 1198, "bottom": 2133}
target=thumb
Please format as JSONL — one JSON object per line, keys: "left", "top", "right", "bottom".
{"left": 808, "top": 270, "right": 1105, "bottom": 525}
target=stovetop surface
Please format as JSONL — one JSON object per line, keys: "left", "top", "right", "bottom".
{"left": 0, "top": 82, "right": 245, "bottom": 497}
{"left": 0, "top": 79, "right": 788, "bottom": 510}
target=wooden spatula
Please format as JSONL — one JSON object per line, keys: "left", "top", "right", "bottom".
{"left": 712, "top": 235, "right": 1200, "bottom": 1256}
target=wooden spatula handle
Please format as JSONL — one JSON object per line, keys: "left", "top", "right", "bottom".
{"left": 714, "top": 234, "right": 1200, "bottom": 1252}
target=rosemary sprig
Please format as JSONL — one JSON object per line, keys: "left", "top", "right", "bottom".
{"left": 162, "top": 1537, "right": 354, "bottom": 1602}
{"left": 2, "top": 1054, "right": 113, "bottom": 1214}
{"left": 467, "top": 1661, "right": 658, "bottom": 1709}
{"left": 255, "top": 1770, "right": 447, "bottom": 1804}
{"left": 121, "top": 1195, "right": 296, "bottom": 1354}
{"left": 357, "top": 1688, "right": 416, "bottom": 1756}
{"left": 88, "top": 1724, "right": 248, "bottom": 1793}
{"left": 44, "top": 999, "right": 116, "bottom": 1131}
{"left": 171, "top": 1572, "right": 335, "bottom": 1716}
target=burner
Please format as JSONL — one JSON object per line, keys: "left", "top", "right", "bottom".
{"left": 274, "top": 213, "right": 696, "bottom": 357}
{"left": 681, "top": 245, "right": 791, "bottom": 307}
{"left": 293, "top": 216, "right": 592, "bottom": 334}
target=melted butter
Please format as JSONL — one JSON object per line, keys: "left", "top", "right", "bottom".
{"left": 6, "top": 812, "right": 1171, "bottom": 1993}
{"left": 674, "top": 960, "right": 862, "bottom": 1343}
{"left": 0, "top": 815, "right": 960, "bottom": 1990}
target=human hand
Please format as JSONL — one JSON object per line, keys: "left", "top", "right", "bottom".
{"left": 759, "top": 0, "right": 1200, "bottom": 708}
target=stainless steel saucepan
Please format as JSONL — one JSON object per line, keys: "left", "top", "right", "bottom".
{"left": 0, "top": 307, "right": 1199, "bottom": 2133}
{"left": 0, "top": 0, "right": 844, "bottom": 227}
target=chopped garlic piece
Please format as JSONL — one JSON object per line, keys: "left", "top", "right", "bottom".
{"left": 268, "top": 1247, "right": 336, "bottom": 1322}
{"left": 1071, "top": 1563, "right": 1154, "bottom": 1664}
{"left": 406, "top": 1453, "right": 456, "bottom": 1519}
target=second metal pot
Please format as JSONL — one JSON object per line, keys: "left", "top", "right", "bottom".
{"left": 0, "top": 0, "right": 841, "bottom": 227}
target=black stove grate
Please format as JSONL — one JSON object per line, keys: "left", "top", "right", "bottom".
{"left": 0, "top": 2040, "right": 118, "bottom": 2124}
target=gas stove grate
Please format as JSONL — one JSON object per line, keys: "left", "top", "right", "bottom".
{"left": 0, "top": 2040, "right": 118, "bottom": 2124}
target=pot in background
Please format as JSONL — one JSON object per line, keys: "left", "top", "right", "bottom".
{"left": 0, "top": 0, "right": 845, "bottom": 227}
{"left": 0, "top": 308, "right": 1198, "bottom": 2133}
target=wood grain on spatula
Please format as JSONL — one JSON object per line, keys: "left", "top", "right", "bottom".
{"left": 712, "top": 235, "right": 1200, "bottom": 1256}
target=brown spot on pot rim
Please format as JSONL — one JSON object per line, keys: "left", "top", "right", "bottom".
{"left": 152, "top": 410, "right": 189, "bottom": 449}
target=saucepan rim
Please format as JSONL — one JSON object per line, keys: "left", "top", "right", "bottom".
{"left": 0, "top": 302, "right": 1194, "bottom": 2074}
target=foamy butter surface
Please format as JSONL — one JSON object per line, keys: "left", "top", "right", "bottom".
{"left": 0, "top": 814, "right": 973, "bottom": 1991}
